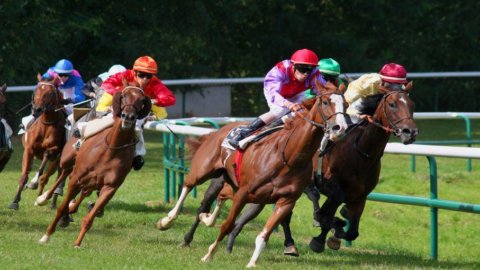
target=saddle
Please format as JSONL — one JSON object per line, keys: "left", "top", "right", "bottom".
{"left": 222, "top": 125, "right": 284, "bottom": 151}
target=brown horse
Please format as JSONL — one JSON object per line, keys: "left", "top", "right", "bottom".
{"left": 157, "top": 83, "right": 348, "bottom": 267}
{"left": 0, "top": 83, "right": 12, "bottom": 173}
{"left": 307, "top": 82, "right": 418, "bottom": 253}
{"left": 38, "top": 83, "right": 151, "bottom": 247}
{"left": 8, "top": 75, "right": 66, "bottom": 210}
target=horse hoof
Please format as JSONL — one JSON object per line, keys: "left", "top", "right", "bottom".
{"left": 200, "top": 254, "right": 211, "bottom": 263}
{"left": 27, "top": 182, "right": 38, "bottom": 190}
{"left": 156, "top": 218, "right": 172, "bottom": 231}
{"left": 74, "top": 245, "right": 81, "bottom": 249}
{"left": 199, "top": 213, "right": 216, "bottom": 227}
{"left": 283, "top": 245, "right": 299, "bottom": 257}
{"left": 309, "top": 237, "right": 325, "bottom": 253}
{"left": 35, "top": 193, "right": 49, "bottom": 206}
{"left": 313, "top": 219, "right": 321, "bottom": 227}
{"left": 8, "top": 202, "right": 19, "bottom": 210}
{"left": 246, "top": 262, "right": 256, "bottom": 268}
{"left": 327, "top": 236, "right": 341, "bottom": 250}
{"left": 38, "top": 234, "right": 49, "bottom": 244}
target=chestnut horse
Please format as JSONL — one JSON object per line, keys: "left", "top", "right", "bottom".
{"left": 157, "top": 84, "right": 348, "bottom": 267}
{"left": 0, "top": 83, "right": 12, "bottom": 173}
{"left": 38, "top": 83, "right": 151, "bottom": 246}
{"left": 8, "top": 75, "right": 66, "bottom": 210}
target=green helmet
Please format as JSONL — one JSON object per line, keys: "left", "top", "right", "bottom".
{"left": 319, "top": 58, "right": 341, "bottom": 76}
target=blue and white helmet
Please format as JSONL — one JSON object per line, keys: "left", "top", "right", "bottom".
{"left": 53, "top": 59, "right": 74, "bottom": 74}
{"left": 107, "top": 64, "right": 126, "bottom": 76}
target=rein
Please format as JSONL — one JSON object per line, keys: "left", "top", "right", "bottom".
{"left": 104, "top": 133, "right": 139, "bottom": 150}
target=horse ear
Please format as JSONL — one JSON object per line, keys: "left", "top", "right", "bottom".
{"left": 37, "top": 73, "right": 42, "bottom": 82}
{"left": 0, "top": 84, "right": 6, "bottom": 94}
{"left": 137, "top": 98, "right": 152, "bottom": 119}
{"left": 376, "top": 83, "right": 389, "bottom": 94}
{"left": 404, "top": 81, "right": 413, "bottom": 92}
{"left": 338, "top": 83, "right": 346, "bottom": 93}
{"left": 112, "top": 91, "right": 123, "bottom": 117}
{"left": 122, "top": 76, "right": 128, "bottom": 89}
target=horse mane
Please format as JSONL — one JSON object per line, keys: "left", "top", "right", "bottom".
{"left": 357, "top": 94, "right": 383, "bottom": 116}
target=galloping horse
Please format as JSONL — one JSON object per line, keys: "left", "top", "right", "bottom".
{"left": 9, "top": 75, "right": 66, "bottom": 210}
{"left": 307, "top": 82, "right": 418, "bottom": 252}
{"left": 0, "top": 83, "right": 12, "bottom": 173}
{"left": 157, "top": 82, "right": 348, "bottom": 267}
{"left": 222, "top": 82, "right": 419, "bottom": 256}
{"left": 38, "top": 81, "right": 151, "bottom": 247}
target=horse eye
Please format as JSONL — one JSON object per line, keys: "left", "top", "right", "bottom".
{"left": 389, "top": 102, "right": 396, "bottom": 108}
{"left": 322, "top": 100, "right": 329, "bottom": 106}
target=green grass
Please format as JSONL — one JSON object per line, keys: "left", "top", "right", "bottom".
{"left": 1, "top": 119, "right": 480, "bottom": 269}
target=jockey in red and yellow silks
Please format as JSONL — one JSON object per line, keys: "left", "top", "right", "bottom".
{"left": 96, "top": 60, "right": 175, "bottom": 119}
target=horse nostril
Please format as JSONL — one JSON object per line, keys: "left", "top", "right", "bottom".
{"left": 332, "top": 125, "right": 340, "bottom": 132}
{"left": 121, "top": 113, "right": 126, "bottom": 118}
{"left": 402, "top": 128, "right": 411, "bottom": 134}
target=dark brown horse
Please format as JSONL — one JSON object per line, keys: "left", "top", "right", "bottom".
{"left": 0, "top": 83, "right": 12, "bottom": 173}
{"left": 8, "top": 75, "right": 66, "bottom": 210}
{"left": 306, "top": 82, "right": 418, "bottom": 252}
{"left": 38, "top": 83, "right": 151, "bottom": 247}
{"left": 157, "top": 83, "right": 348, "bottom": 267}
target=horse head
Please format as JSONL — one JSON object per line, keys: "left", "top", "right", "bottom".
{"left": 0, "top": 83, "right": 7, "bottom": 118}
{"left": 375, "top": 81, "right": 418, "bottom": 144}
{"left": 111, "top": 77, "right": 152, "bottom": 129}
{"left": 310, "top": 80, "right": 349, "bottom": 141}
{"left": 32, "top": 73, "right": 62, "bottom": 117}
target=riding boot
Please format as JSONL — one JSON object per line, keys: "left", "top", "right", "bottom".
{"left": 269, "top": 117, "right": 284, "bottom": 127}
{"left": 132, "top": 123, "right": 145, "bottom": 171}
{"left": 228, "top": 118, "right": 266, "bottom": 148}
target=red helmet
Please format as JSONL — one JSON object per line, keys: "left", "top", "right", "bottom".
{"left": 379, "top": 63, "right": 407, "bottom": 83}
{"left": 133, "top": 56, "right": 158, "bottom": 74}
{"left": 290, "top": 49, "right": 318, "bottom": 66}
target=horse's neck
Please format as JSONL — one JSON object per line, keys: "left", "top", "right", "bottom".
{"left": 107, "top": 118, "right": 135, "bottom": 148}
{"left": 284, "top": 107, "right": 324, "bottom": 163}
{"left": 40, "top": 110, "right": 64, "bottom": 124}
{"left": 356, "top": 106, "right": 391, "bottom": 154}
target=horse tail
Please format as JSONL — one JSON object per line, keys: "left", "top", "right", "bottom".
{"left": 185, "top": 134, "right": 211, "bottom": 159}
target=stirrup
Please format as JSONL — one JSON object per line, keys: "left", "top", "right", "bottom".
{"left": 72, "top": 139, "right": 83, "bottom": 150}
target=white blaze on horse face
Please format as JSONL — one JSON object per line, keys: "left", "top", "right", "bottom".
{"left": 399, "top": 96, "right": 408, "bottom": 106}
{"left": 330, "top": 94, "right": 348, "bottom": 135}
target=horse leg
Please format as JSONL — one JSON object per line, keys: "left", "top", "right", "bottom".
{"left": 201, "top": 188, "right": 249, "bottom": 263}
{"left": 39, "top": 178, "right": 81, "bottom": 243}
{"left": 304, "top": 182, "right": 321, "bottom": 226}
{"left": 156, "top": 185, "right": 193, "bottom": 230}
{"left": 246, "top": 199, "right": 296, "bottom": 268}
{"left": 35, "top": 168, "right": 71, "bottom": 206}
{"left": 9, "top": 151, "right": 34, "bottom": 210}
{"left": 74, "top": 186, "right": 117, "bottom": 247}
{"left": 280, "top": 210, "right": 299, "bottom": 257}
{"left": 70, "top": 190, "right": 89, "bottom": 214}
{"left": 226, "top": 203, "right": 265, "bottom": 253}
{"left": 37, "top": 158, "right": 59, "bottom": 198}
{"left": 309, "top": 190, "right": 344, "bottom": 253}
{"left": 338, "top": 200, "right": 365, "bottom": 241}
{"left": 183, "top": 177, "right": 225, "bottom": 247}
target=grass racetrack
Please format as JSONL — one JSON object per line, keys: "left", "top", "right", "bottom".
{"left": 1, "top": 119, "right": 479, "bottom": 269}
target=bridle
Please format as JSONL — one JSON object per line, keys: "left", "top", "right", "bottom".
{"left": 120, "top": 86, "right": 144, "bottom": 116}
{"left": 32, "top": 82, "right": 62, "bottom": 124}
{"left": 367, "top": 90, "right": 413, "bottom": 136}
{"left": 301, "top": 91, "right": 347, "bottom": 131}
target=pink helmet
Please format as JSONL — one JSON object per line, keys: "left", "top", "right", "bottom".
{"left": 379, "top": 63, "right": 408, "bottom": 83}
{"left": 290, "top": 49, "right": 318, "bottom": 66}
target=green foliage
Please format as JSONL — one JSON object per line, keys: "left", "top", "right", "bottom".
{"left": 1, "top": 1, "right": 480, "bottom": 118}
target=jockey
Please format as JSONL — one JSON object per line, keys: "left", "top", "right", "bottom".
{"left": 18, "top": 59, "right": 85, "bottom": 134}
{"left": 228, "top": 48, "right": 327, "bottom": 149}
{"left": 305, "top": 58, "right": 344, "bottom": 99}
{"left": 93, "top": 56, "right": 176, "bottom": 170}
{"left": 345, "top": 62, "right": 408, "bottom": 118}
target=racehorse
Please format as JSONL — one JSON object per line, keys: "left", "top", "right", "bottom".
{"left": 38, "top": 80, "right": 151, "bottom": 247}
{"left": 0, "top": 83, "right": 12, "bottom": 173}
{"left": 156, "top": 82, "right": 348, "bottom": 267}
{"left": 8, "top": 75, "right": 66, "bottom": 210}
{"left": 221, "top": 82, "right": 418, "bottom": 256}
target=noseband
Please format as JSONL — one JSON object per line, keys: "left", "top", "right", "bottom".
{"left": 32, "top": 82, "right": 61, "bottom": 115}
